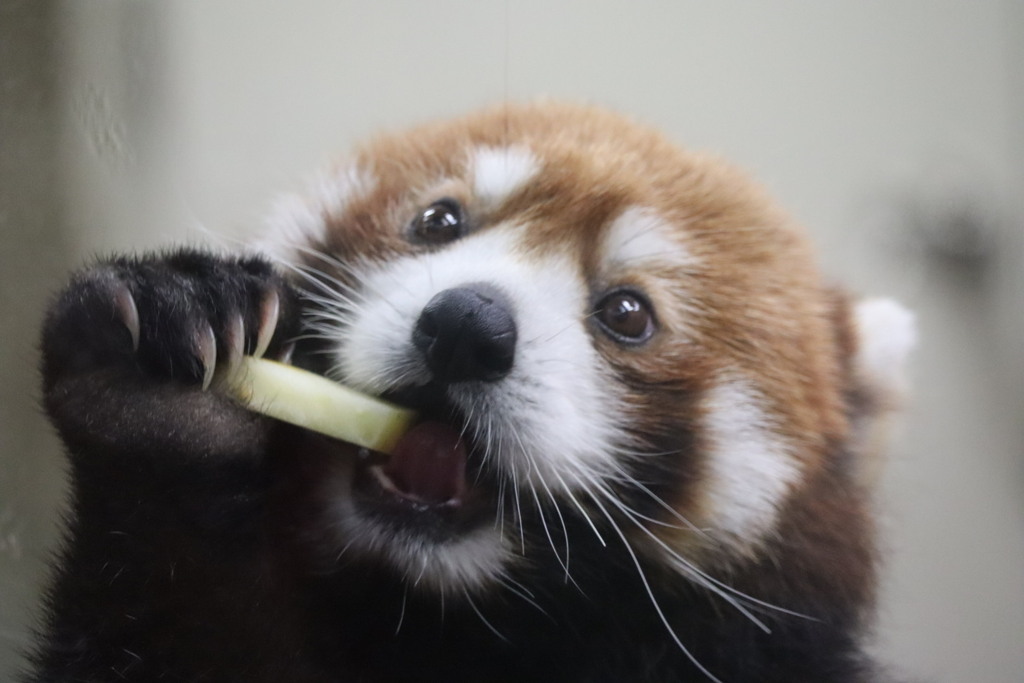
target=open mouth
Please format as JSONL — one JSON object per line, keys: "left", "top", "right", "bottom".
{"left": 351, "top": 385, "right": 491, "bottom": 533}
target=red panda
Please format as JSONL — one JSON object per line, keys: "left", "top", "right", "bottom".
{"left": 32, "top": 102, "right": 914, "bottom": 682}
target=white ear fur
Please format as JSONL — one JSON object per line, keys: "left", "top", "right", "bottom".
{"left": 853, "top": 298, "right": 917, "bottom": 393}
{"left": 850, "top": 298, "right": 916, "bottom": 485}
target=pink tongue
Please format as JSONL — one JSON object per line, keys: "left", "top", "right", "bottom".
{"left": 384, "top": 421, "right": 467, "bottom": 505}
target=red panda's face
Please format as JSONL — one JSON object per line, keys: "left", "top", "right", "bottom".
{"left": 260, "top": 104, "right": 913, "bottom": 604}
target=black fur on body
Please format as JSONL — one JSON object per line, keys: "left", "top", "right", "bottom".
{"left": 27, "top": 247, "right": 890, "bottom": 682}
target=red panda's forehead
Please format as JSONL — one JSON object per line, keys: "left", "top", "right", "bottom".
{"left": 347, "top": 146, "right": 597, "bottom": 265}
{"left": 346, "top": 106, "right": 834, "bottom": 349}
{"left": 353, "top": 105, "right": 803, "bottom": 256}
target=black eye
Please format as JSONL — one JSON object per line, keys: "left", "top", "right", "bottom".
{"left": 410, "top": 199, "right": 464, "bottom": 244}
{"left": 595, "top": 290, "right": 655, "bottom": 343}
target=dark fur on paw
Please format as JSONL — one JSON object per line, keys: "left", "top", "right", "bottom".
{"left": 40, "top": 249, "right": 301, "bottom": 459}
{"left": 41, "top": 249, "right": 299, "bottom": 392}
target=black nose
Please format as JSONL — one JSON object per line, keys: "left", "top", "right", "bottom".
{"left": 412, "top": 284, "right": 517, "bottom": 383}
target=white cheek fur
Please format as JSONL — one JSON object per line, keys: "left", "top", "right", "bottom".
{"left": 698, "top": 377, "right": 802, "bottom": 559}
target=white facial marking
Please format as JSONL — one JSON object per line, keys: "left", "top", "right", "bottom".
{"left": 338, "top": 225, "right": 626, "bottom": 491}
{"left": 471, "top": 146, "right": 539, "bottom": 207}
{"left": 256, "top": 165, "right": 376, "bottom": 264}
{"left": 603, "top": 206, "right": 699, "bottom": 271}
{"left": 699, "top": 378, "right": 802, "bottom": 557}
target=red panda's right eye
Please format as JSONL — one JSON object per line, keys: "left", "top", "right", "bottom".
{"left": 410, "top": 199, "right": 464, "bottom": 244}
{"left": 595, "top": 290, "right": 656, "bottom": 344}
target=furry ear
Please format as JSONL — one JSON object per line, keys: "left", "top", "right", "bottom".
{"left": 847, "top": 298, "right": 917, "bottom": 486}
{"left": 853, "top": 299, "right": 917, "bottom": 393}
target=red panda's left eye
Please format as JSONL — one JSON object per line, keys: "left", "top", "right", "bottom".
{"left": 595, "top": 291, "right": 655, "bottom": 343}
{"left": 411, "top": 199, "right": 464, "bottom": 244}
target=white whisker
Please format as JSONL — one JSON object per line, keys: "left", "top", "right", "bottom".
{"left": 509, "top": 455, "right": 527, "bottom": 555}
{"left": 549, "top": 469, "right": 606, "bottom": 547}
{"left": 463, "top": 589, "right": 509, "bottom": 643}
{"left": 395, "top": 586, "right": 408, "bottom": 636}
{"left": 497, "top": 576, "right": 551, "bottom": 620}
{"left": 535, "top": 477, "right": 578, "bottom": 588}
{"left": 529, "top": 487, "right": 575, "bottom": 587}
{"left": 612, "top": 472, "right": 707, "bottom": 536}
{"left": 587, "top": 478, "right": 808, "bottom": 628}
{"left": 587, "top": 490, "right": 724, "bottom": 683}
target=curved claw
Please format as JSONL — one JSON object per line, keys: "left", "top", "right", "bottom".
{"left": 112, "top": 284, "right": 140, "bottom": 352}
{"left": 224, "top": 313, "right": 245, "bottom": 377}
{"left": 253, "top": 289, "right": 280, "bottom": 358}
{"left": 195, "top": 322, "right": 218, "bottom": 391}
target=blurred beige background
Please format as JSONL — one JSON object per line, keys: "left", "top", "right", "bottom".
{"left": 2, "top": 1, "right": 1022, "bottom": 680}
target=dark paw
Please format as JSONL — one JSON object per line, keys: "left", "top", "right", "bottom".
{"left": 42, "top": 249, "right": 300, "bottom": 392}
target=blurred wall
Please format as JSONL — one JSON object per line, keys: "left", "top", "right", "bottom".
{"left": 0, "top": 0, "right": 68, "bottom": 674}
{"left": 2, "top": 1, "right": 1021, "bottom": 680}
